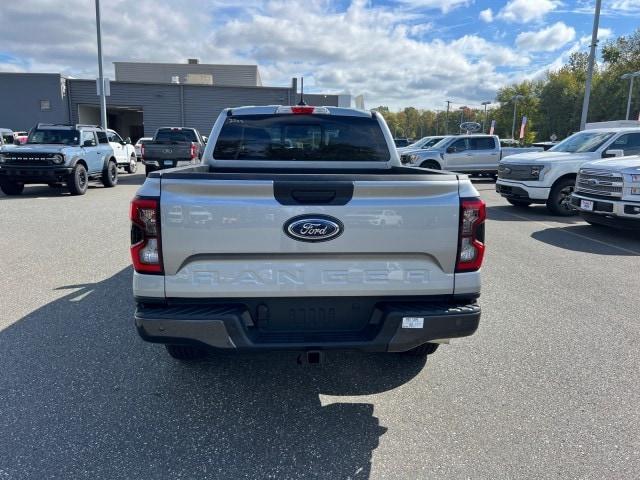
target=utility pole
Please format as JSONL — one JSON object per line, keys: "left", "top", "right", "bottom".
{"left": 580, "top": 0, "right": 601, "bottom": 130}
{"left": 622, "top": 72, "right": 640, "bottom": 120}
{"left": 459, "top": 106, "right": 466, "bottom": 133}
{"left": 445, "top": 100, "right": 452, "bottom": 134}
{"left": 481, "top": 101, "right": 492, "bottom": 133}
{"left": 95, "top": 0, "right": 107, "bottom": 130}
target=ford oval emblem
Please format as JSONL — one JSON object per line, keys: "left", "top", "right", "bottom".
{"left": 284, "top": 215, "right": 343, "bottom": 242}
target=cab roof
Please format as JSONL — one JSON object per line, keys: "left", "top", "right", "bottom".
{"left": 227, "top": 105, "right": 374, "bottom": 118}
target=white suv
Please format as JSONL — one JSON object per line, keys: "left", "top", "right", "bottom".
{"left": 105, "top": 129, "right": 138, "bottom": 174}
{"left": 496, "top": 128, "right": 640, "bottom": 215}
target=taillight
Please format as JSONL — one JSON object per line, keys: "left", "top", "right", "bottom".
{"left": 456, "top": 198, "right": 486, "bottom": 272}
{"left": 140, "top": 144, "right": 145, "bottom": 159}
{"left": 275, "top": 106, "right": 331, "bottom": 115}
{"left": 190, "top": 143, "right": 196, "bottom": 159}
{"left": 130, "top": 197, "right": 163, "bottom": 274}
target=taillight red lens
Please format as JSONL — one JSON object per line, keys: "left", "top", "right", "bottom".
{"left": 140, "top": 144, "right": 145, "bottom": 159}
{"left": 456, "top": 198, "right": 486, "bottom": 272}
{"left": 291, "top": 106, "right": 316, "bottom": 114}
{"left": 190, "top": 143, "right": 196, "bottom": 159}
{"left": 130, "top": 197, "right": 163, "bottom": 274}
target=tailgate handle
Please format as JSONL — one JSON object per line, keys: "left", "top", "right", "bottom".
{"left": 274, "top": 181, "right": 354, "bottom": 205}
{"left": 291, "top": 190, "right": 336, "bottom": 204}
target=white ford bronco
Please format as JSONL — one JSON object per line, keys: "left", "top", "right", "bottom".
{"left": 130, "top": 105, "right": 485, "bottom": 361}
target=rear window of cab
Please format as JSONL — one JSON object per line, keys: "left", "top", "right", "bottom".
{"left": 213, "top": 114, "right": 390, "bottom": 162}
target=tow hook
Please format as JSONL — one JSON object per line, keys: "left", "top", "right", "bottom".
{"left": 297, "top": 350, "right": 324, "bottom": 365}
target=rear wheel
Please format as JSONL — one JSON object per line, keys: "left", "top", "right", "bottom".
{"left": 165, "top": 344, "right": 207, "bottom": 361}
{"left": 507, "top": 199, "right": 532, "bottom": 208}
{"left": 67, "top": 164, "right": 88, "bottom": 195}
{"left": 125, "top": 155, "right": 138, "bottom": 174}
{"left": 101, "top": 160, "right": 118, "bottom": 187}
{"left": 420, "top": 160, "right": 441, "bottom": 170}
{"left": 401, "top": 342, "right": 439, "bottom": 357}
{"left": 145, "top": 165, "right": 157, "bottom": 177}
{"left": 546, "top": 177, "right": 578, "bottom": 216}
{"left": 0, "top": 180, "right": 25, "bottom": 196}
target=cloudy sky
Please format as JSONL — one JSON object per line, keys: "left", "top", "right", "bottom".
{"left": 0, "top": 0, "right": 638, "bottom": 110}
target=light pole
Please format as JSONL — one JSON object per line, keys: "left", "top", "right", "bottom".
{"left": 445, "top": 100, "right": 452, "bottom": 134}
{"left": 459, "top": 106, "right": 466, "bottom": 133}
{"left": 579, "top": 0, "right": 601, "bottom": 130}
{"left": 511, "top": 95, "right": 524, "bottom": 140}
{"left": 95, "top": 0, "right": 107, "bottom": 129}
{"left": 481, "top": 101, "right": 492, "bottom": 133}
{"left": 621, "top": 72, "right": 640, "bottom": 120}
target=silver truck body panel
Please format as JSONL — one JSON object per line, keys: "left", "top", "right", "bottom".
{"left": 159, "top": 176, "right": 462, "bottom": 298}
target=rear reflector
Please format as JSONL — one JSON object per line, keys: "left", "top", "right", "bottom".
{"left": 456, "top": 198, "right": 486, "bottom": 272}
{"left": 276, "top": 106, "right": 331, "bottom": 115}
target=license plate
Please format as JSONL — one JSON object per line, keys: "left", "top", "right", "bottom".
{"left": 580, "top": 199, "right": 594, "bottom": 211}
{"left": 164, "top": 160, "right": 173, "bottom": 166}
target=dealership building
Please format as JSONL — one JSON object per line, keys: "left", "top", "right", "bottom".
{"left": 0, "top": 60, "right": 350, "bottom": 141}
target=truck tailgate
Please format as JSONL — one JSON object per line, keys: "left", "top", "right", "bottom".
{"left": 144, "top": 143, "right": 193, "bottom": 160}
{"left": 160, "top": 173, "right": 460, "bottom": 298}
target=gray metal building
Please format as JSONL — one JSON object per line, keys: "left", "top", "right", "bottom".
{"left": 0, "top": 71, "right": 349, "bottom": 141}
{"left": 114, "top": 59, "right": 262, "bottom": 87}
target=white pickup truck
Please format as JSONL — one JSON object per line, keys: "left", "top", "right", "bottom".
{"left": 130, "top": 105, "right": 485, "bottom": 361}
{"left": 400, "top": 134, "right": 542, "bottom": 174}
{"left": 496, "top": 127, "right": 640, "bottom": 215}
{"left": 570, "top": 156, "right": 640, "bottom": 229}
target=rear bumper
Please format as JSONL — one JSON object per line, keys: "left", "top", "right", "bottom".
{"left": 496, "top": 180, "right": 549, "bottom": 203}
{"left": 0, "top": 165, "right": 73, "bottom": 182}
{"left": 142, "top": 159, "right": 194, "bottom": 169}
{"left": 135, "top": 297, "right": 480, "bottom": 352}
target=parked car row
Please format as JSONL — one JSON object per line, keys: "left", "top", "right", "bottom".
{"left": 495, "top": 123, "right": 640, "bottom": 228}
{"left": 0, "top": 123, "right": 137, "bottom": 195}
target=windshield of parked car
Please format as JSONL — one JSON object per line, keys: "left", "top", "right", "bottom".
{"left": 422, "top": 137, "right": 444, "bottom": 148}
{"left": 155, "top": 129, "right": 198, "bottom": 142}
{"left": 406, "top": 137, "right": 428, "bottom": 149}
{"left": 213, "top": 114, "right": 390, "bottom": 162}
{"left": 27, "top": 129, "right": 79, "bottom": 145}
{"left": 549, "top": 131, "right": 615, "bottom": 153}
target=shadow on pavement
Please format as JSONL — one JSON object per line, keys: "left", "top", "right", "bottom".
{"left": 486, "top": 205, "right": 584, "bottom": 225}
{"left": 0, "top": 267, "right": 427, "bottom": 479}
{"left": 531, "top": 225, "right": 640, "bottom": 256}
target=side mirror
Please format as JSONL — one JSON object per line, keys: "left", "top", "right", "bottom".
{"left": 446, "top": 146, "right": 456, "bottom": 154}
{"left": 124, "top": 137, "right": 131, "bottom": 144}
{"left": 202, "top": 136, "right": 208, "bottom": 144}
{"left": 83, "top": 139, "right": 95, "bottom": 147}
{"left": 602, "top": 149, "right": 624, "bottom": 158}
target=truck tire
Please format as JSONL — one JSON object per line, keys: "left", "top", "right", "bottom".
{"left": 402, "top": 342, "right": 439, "bottom": 356}
{"left": 420, "top": 160, "right": 441, "bottom": 170}
{"left": 67, "top": 163, "right": 88, "bottom": 195}
{"left": 546, "top": 177, "right": 578, "bottom": 216}
{"left": 101, "top": 160, "right": 118, "bottom": 188}
{"left": 0, "top": 180, "right": 25, "bottom": 196}
{"left": 145, "top": 165, "right": 156, "bottom": 177}
{"left": 507, "top": 199, "right": 531, "bottom": 208}
{"left": 165, "top": 344, "right": 207, "bottom": 360}
{"left": 125, "top": 155, "right": 138, "bottom": 174}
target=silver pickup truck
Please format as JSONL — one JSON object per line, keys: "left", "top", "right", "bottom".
{"left": 130, "top": 105, "right": 485, "bottom": 362}
{"left": 401, "top": 134, "right": 543, "bottom": 175}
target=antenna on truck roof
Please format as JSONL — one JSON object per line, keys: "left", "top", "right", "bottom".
{"left": 297, "top": 77, "right": 307, "bottom": 106}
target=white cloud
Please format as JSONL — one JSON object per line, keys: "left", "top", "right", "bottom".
{"left": 516, "top": 22, "right": 576, "bottom": 52}
{"left": 611, "top": 0, "right": 640, "bottom": 11}
{"left": 396, "top": 0, "right": 473, "bottom": 14}
{"left": 497, "top": 0, "right": 559, "bottom": 23}
{"left": 579, "top": 27, "right": 614, "bottom": 46}
{"left": 479, "top": 8, "right": 494, "bottom": 22}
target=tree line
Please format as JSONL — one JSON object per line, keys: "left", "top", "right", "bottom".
{"left": 374, "top": 29, "right": 640, "bottom": 144}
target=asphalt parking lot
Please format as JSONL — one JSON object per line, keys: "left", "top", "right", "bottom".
{"left": 1, "top": 174, "right": 639, "bottom": 479}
